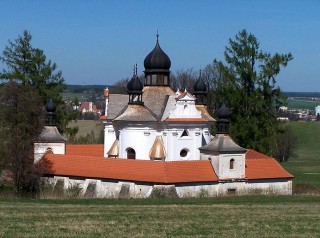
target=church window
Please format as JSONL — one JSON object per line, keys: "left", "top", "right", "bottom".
{"left": 127, "top": 148, "right": 136, "bottom": 159}
{"left": 180, "top": 149, "right": 188, "bottom": 158}
{"left": 230, "top": 159, "right": 235, "bottom": 169}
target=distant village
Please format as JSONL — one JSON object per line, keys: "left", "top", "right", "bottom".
{"left": 64, "top": 86, "right": 320, "bottom": 123}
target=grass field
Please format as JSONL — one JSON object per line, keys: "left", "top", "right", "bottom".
{"left": 282, "top": 122, "right": 320, "bottom": 187}
{"left": 286, "top": 98, "right": 319, "bottom": 110}
{"left": 0, "top": 196, "right": 319, "bottom": 237}
{"left": 67, "top": 120, "right": 103, "bottom": 139}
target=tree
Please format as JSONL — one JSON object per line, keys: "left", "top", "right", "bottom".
{"left": 0, "top": 30, "right": 67, "bottom": 132}
{"left": 0, "top": 82, "right": 44, "bottom": 194}
{"left": 274, "top": 124, "right": 297, "bottom": 162}
{"left": 170, "top": 68, "right": 198, "bottom": 92}
{"left": 213, "top": 29, "right": 293, "bottom": 155}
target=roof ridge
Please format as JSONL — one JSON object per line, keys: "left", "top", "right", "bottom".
{"left": 143, "top": 104, "right": 160, "bottom": 121}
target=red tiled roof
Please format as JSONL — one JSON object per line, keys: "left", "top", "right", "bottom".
{"left": 43, "top": 154, "right": 218, "bottom": 184}
{"left": 165, "top": 118, "right": 207, "bottom": 122}
{"left": 42, "top": 146, "right": 292, "bottom": 183}
{"left": 245, "top": 149, "right": 294, "bottom": 180}
{"left": 66, "top": 144, "right": 104, "bottom": 157}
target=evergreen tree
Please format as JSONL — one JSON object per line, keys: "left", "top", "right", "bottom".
{"left": 0, "top": 30, "right": 67, "bottom": 132}
{"left": 213, "top": 29, "right": 293, "bottom": 155}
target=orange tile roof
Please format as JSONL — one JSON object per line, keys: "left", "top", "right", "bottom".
{"left": 42, "top": 146, "right": 292, "bottom": 183}
{"left": 66, "top": 144, "right": 104, "bottom": 157}
{"left": 43, "top": 154, "right": 218, "bottom": 184}
{"left": 165, "top": 118, "right": 207, "bottom": 122}
{"left": 245, "top": 149, "right": 294, "bottom": 180}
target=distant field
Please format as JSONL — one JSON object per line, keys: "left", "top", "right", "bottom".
{"left": 67, "top": 120, "right": 103, "bottom": 138}
{"left": 282, "top": 121, "right": 320, "bottom": 187}
{"left": 0, "top": 196, "right": 319, "bottom": 237}
{"left": 286, "top": 98, "right": 318, "bottom": 110}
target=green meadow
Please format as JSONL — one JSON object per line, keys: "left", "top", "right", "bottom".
{"left": 282, "top": 121, "right": 320, "bottom": 188}
{"left": 0, "top": 196, "right": 319, "bottom": 237}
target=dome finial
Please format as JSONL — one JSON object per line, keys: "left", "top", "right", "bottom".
{"left": 135, "top": 64, "right": 138, "bottom": 76}
{"left": 156, "top": 30, "right": 159, "bottom": 43}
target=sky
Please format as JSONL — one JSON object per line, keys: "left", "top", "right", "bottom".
{"left": 0, "top": 0, "right": 319, "bottom": 92}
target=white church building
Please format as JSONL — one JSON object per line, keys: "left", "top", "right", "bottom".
{"left": 34, "top": 36, "right": 293, "bottom": 198}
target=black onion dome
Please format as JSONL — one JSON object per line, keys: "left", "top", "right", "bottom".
{"left": 144, "top": 39, "right": 171, "bottom": 70}
{"left": 127, "top": 74, "right": 143, "bottom": 92}
{"left": 193, "top": 77, "right": 207, "bottom": 92}
{"left": 45, "top": 101, "right": 56, "bottom": 113}
{"left": 216, "top": 103, "right": 231, "bottom": 119}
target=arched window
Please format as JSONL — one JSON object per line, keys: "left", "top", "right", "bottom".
{"left": 230, "top": 159, "right": 235, "bottom": 169}
{"left": 127, "top": 148, "right": 136, "bottom": 159}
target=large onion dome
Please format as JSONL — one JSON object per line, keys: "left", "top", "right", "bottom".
{"left": 143, "top": 33, "right": 171, "bottom": 87}
{"left": 144, "top": 35, "right": 171, "bottom": 71}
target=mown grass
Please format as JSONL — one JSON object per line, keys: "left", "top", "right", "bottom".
{"left": 282, "top": 122, "right": 320, "bottom": 187}
{"left": 0, "top": 196, "right": 319, "bottom": 237}
{"left": 67, "top": 120, "right": 103, "bottom": 138}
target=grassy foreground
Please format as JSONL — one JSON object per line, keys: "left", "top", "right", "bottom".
{"left": 0, "top": 196, "right": 319, "bottom": 237}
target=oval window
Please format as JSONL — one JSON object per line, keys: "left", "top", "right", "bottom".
{"left": 180, "top": 149, "right": 188, "bottom": 158}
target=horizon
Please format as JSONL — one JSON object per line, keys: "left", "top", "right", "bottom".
{"left": 0, "top": 0, "right": 319, "bottom": 92}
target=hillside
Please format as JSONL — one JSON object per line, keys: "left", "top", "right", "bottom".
{"left": 282, "top": 121, "right": 320, "bottom": 187}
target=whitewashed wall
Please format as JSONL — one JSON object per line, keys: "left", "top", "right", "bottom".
{"left": 42, "top": 176, "right": 292, "bottom": 198}
{"left": 34, "top": 142, "right": 65, "bottom": 162}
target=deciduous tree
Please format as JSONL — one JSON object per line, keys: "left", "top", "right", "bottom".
{"left": 0, "top": 82, "right": 44, "bottom": 193}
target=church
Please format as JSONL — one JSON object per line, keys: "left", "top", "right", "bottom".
{"left": 34, "top": 35, "right": 293, "bottom": 198}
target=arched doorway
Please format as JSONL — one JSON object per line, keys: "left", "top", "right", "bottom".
{"left": 127, "top": 148, "right": 136, "bottom": 159}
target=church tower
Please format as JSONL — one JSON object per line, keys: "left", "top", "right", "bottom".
{"left": 143, "top": 33, "right": 171, "bottom": 87}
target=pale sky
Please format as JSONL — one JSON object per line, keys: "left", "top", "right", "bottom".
{"left": 0, "top": 0, "right": 319, "bottom": 91}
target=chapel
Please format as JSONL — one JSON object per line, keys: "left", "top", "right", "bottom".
{"left": 34, "top": 35, "right": 293, "bottom": 198}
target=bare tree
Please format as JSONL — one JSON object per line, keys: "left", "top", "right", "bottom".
{"left": 171, "top": 68, "right": 198, "bottom": 92}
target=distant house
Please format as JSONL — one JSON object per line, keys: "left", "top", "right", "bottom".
{"left": 79, "top": 102, "right": 101, "bottom": 115}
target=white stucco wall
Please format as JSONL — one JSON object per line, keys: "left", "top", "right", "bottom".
{"left": 218, "top": 154, "right": 246, "bottom": 179}
{"left": 41, "top": 176, "right": 292, "bottom": 198}
{"left": 103, "top": 123, "right": 116, "bottom": 157}
{"left": 34, "top": 142, "right": 65, "bottom": 162}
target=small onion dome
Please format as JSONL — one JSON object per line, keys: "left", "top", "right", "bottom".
{"left": 45, "top": 101, "right": 56, "bottom": 113}
{"left": 144, "top": 35, "right": 171, "bottom": 70}
{"left": 216, "top": 103, "right": 231, "bottom": 119}
{"left": 127, "top": 73, "right": 143, "bottom": 93}
{"left": 193, "top": 77, "right": 207, "bottom": 93}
